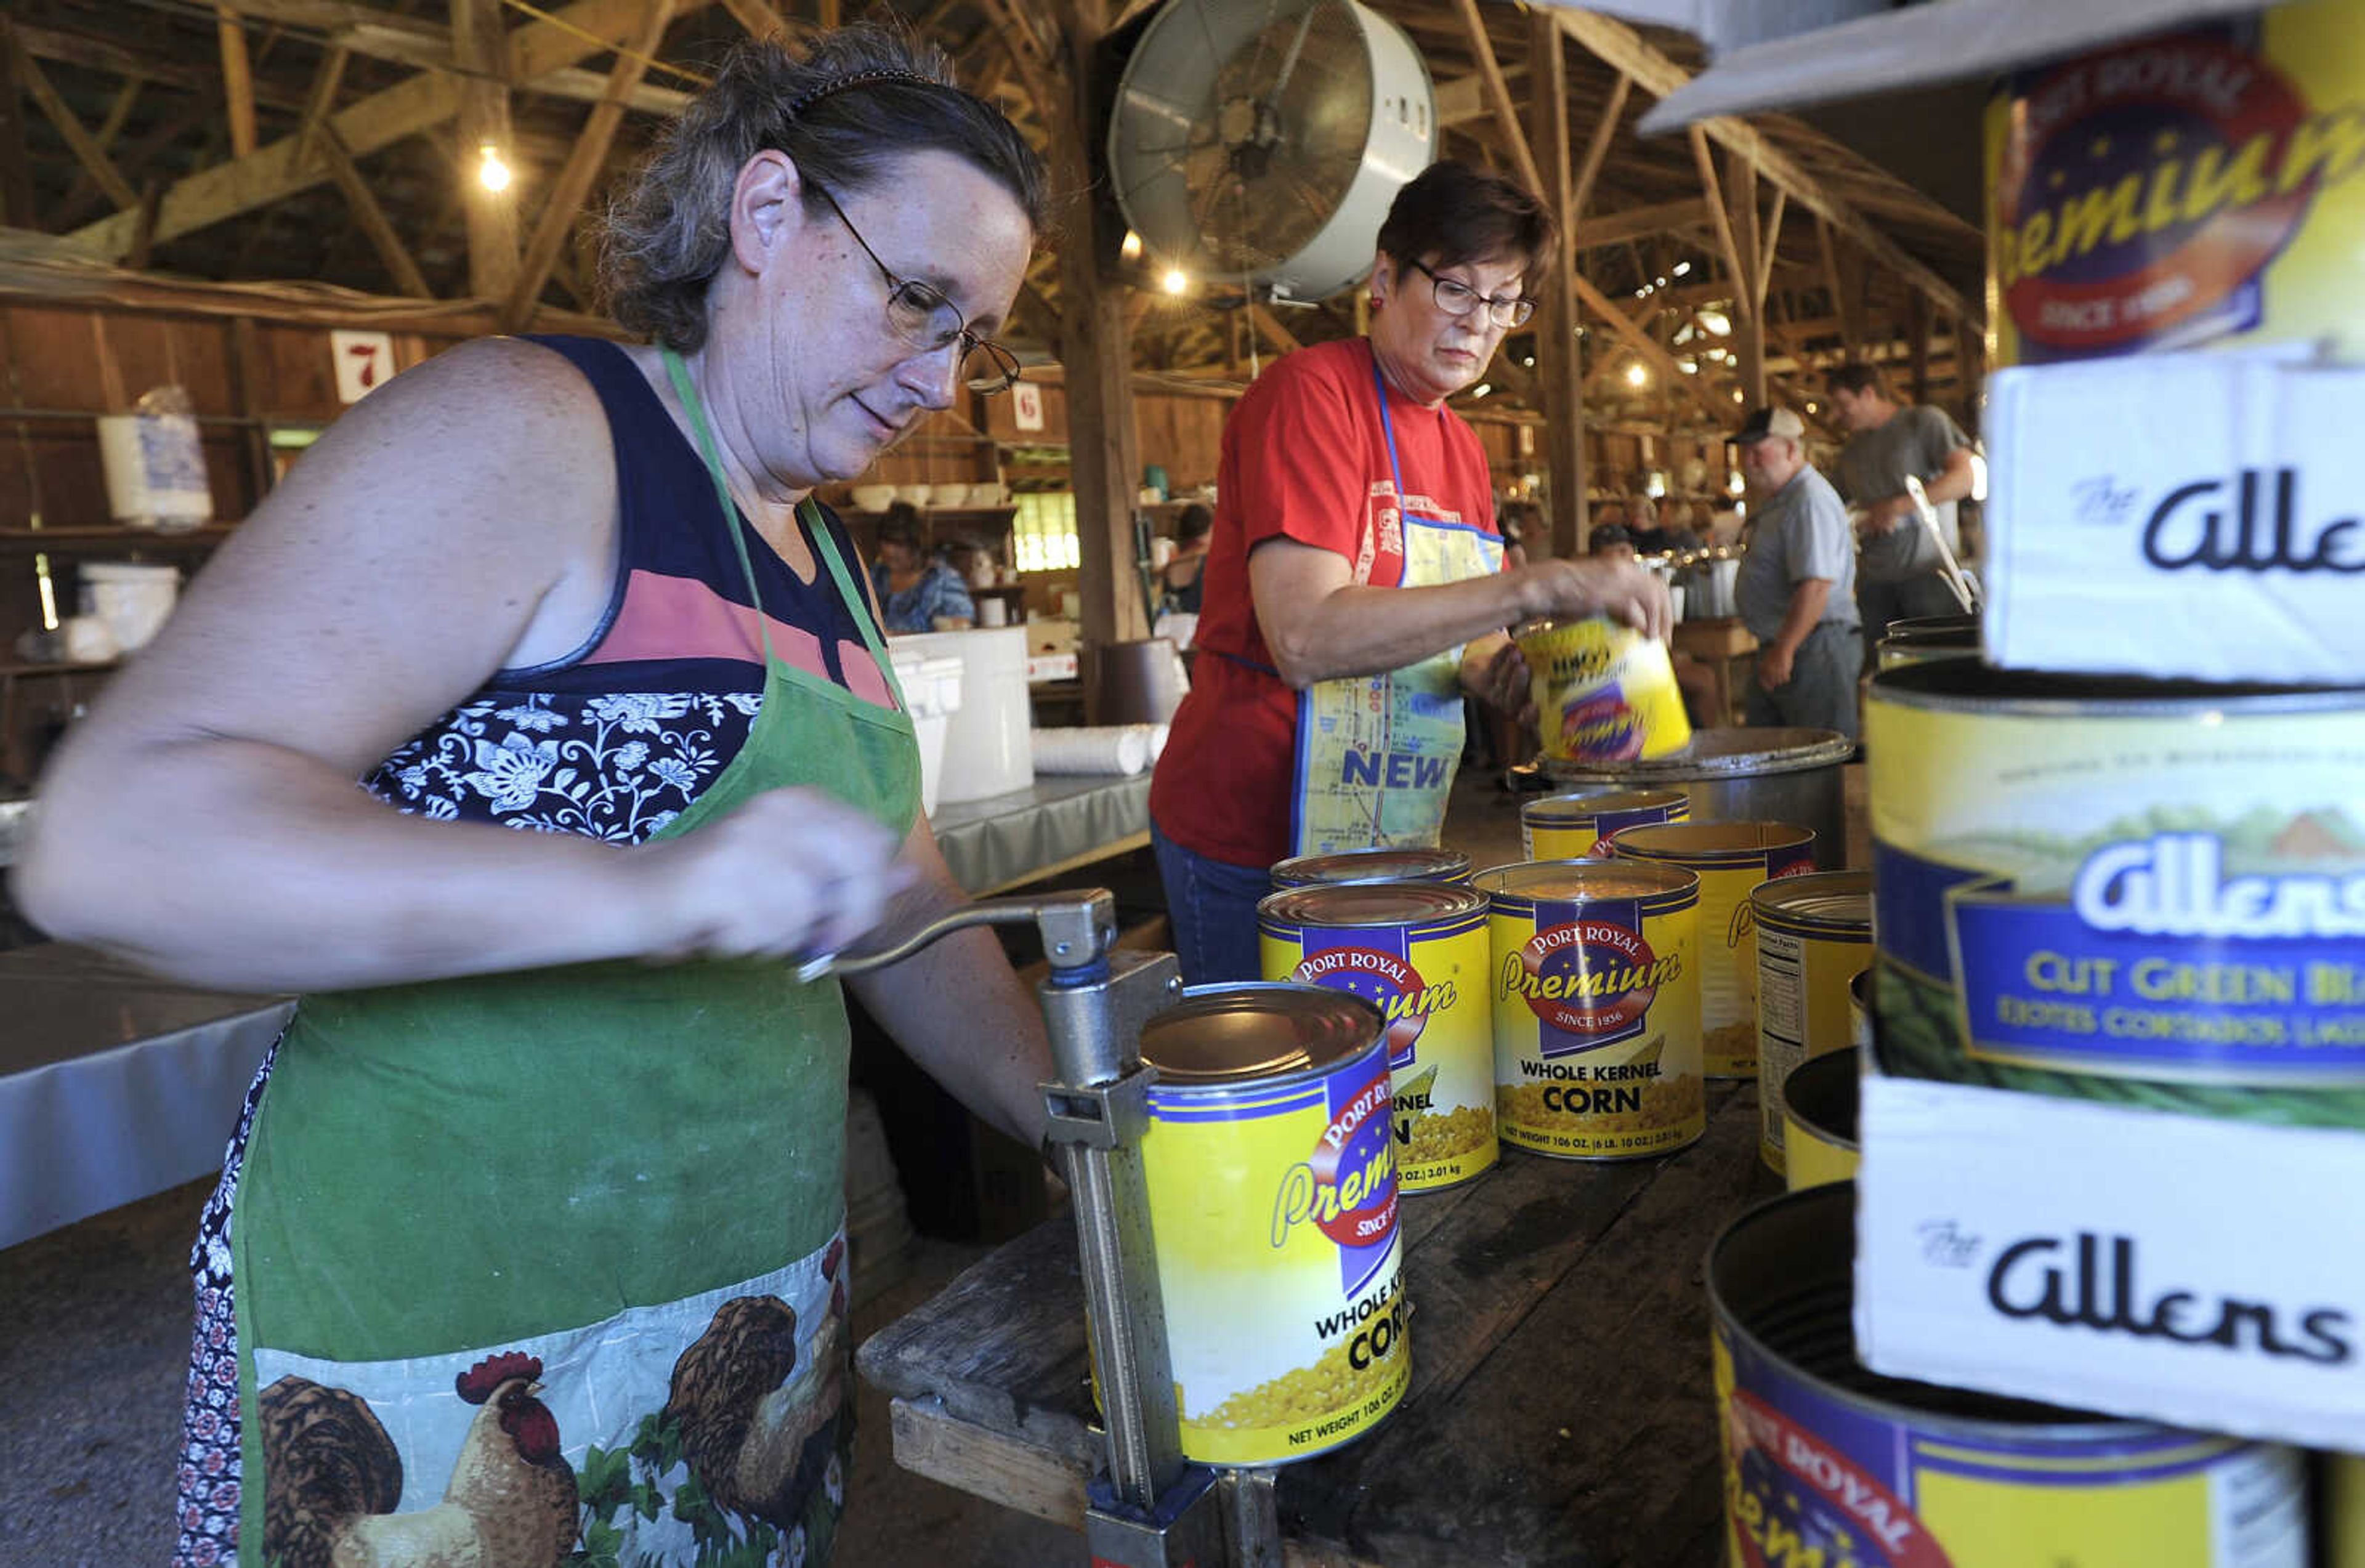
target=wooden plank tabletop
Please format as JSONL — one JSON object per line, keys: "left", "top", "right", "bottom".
{"left": 858, "top": 1083, "right": 1782, "bottom": 1567}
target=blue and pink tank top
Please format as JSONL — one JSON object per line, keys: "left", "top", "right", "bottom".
{"left": 361, "top": 335, "right": 899, "bottom": 842}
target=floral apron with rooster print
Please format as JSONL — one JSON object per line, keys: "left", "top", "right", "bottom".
{"left": 218, "top": 349, "right": 918, "bottom": 1568}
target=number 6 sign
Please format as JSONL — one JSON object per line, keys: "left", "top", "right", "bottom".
{"left": 330, "top": 331, "right": 398, "bottom": 404}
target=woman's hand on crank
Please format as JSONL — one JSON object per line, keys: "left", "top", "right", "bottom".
{"left": 635, "top": 787, "right": 918, "bottom": 961}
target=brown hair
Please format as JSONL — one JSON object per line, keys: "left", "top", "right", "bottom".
{"left": 878, "top": 500, "right": 928, "bottom": 551}
{"left": 1827, "top": 363, "right": 1894, "bottom": 400}
{"left": 1375, "top": 161, "right": 1556, "bottom": 291}
{"left": 599, "top": 23, "right": 1048, "bottom": 352}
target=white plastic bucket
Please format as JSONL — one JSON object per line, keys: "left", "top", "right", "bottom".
{"left": 78, "top": 562, "right": 180, "bottom": 652}
{"left": 895, "top": 627, "right": 1033, "bottom": 805}
{"left": 95, "top": 413, "right": 212, "bottom": 531}
{"left": 886, "top": 647, "right": 964, "bottom": 817}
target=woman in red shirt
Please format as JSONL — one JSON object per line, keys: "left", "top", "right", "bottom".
{"left": 1149, "top": 161, "right": 1670, "bottom": 982}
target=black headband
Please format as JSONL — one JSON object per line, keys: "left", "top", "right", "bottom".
{"left": 783, "top": 68, "right": 951, "bottom": 124}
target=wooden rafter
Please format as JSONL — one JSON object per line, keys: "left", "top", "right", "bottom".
{"left": 217, "top": 7, "right": 260, "bottom": 158}
{"left": 1556, "top": 7, "right": 1981, "bottom": 328}
{"left": 1577, "top": 197, "right": 1705, "bottom": 250}
{"left": 1754, "top": 188, "right": 1787, "bottom": 310}
{"left": 1570, "top": 270, "right": 1726, "bottom": 425}
{"left": 1248, "top": 303, "right": 1303, "bottom": 356}
{"left": 93, "top": 78, "right": 145, "bottom": 153}
{"left": 318, "top": 126, "right": 432, "bottom": 297}
{"left": 291, "top": 46, "right": 351, "bottom": 171}
{"left": 14, "top": 46, "right": 139, "bottom": 212}
{"left": 1566, "top": 75, "right": 1630, "bottom": 224}
{"left": 68, "top": 0, "right": 710, "bottom": 260}
{"left": 501, "top": 0, "right": 677, "bottom": 330}
{"left": 1688, "top": 129, "right": 1744, "bottom": 302}
{"left": 1449, "top": 0, "right": 1543, "bottom": 200}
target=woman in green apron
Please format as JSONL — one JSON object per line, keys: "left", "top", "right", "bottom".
{"left": 1147, "top": 161, "right": 1674, "bottom": 984}
{"left": 20, "top": 30, "right": 1051, "bottom": 1568}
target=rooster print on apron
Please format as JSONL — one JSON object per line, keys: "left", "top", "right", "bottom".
{"left": 1288, "top": 359, "right": 1505, "bottom": 857}
{"left": 225, "top": 351, "right": 918, "bottom": 1568}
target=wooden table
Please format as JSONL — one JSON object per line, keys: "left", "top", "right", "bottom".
{"left": 859, "top": 1084, "right": 1780, "bottom": 1567}
{"left": 1670, "top": 619, "right": 1758, "bottom": 728}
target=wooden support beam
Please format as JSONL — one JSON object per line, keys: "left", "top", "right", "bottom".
{"left": 718, "top": 0, "right": 787, "bottom": 38}
{"left": 1576, "top": 197, "right": 1705, "bottom": 250}
{"left": 1435, "top": 64, "right": 1530, "bottom": 128}
{"left": 1815, "top": 217, "right": 1859, "bottom": 357}
{"left": 1555, "top": 7, "right": 1981, "bottom": 329}
{"left": 10, "top": 22, "right": 306, "bottom": 110}
{"left": 1688, "top": 129, "right": 1745, "bottom": 305}
{"left": 501, "top": 0, "right": 675, "bottom": 330}
{"left": 217, "top": 8, "right": 260, "bottom": 158}
{"left": 1566, "top": 75, "right": 1630, "bottom": 225}
{"left": 13, "top": 46, "right": 139, "bottom": 212}
{"left": 319, "top": 127, "right": 434, "bottom": 297}
{"left": 94, "top": 77, "right": 144, "bottom": 152}
{"left": 1049, "top": 0, "right": 1150, "bottom": 679}
{"left": 1909, "top": 293, "right": 1931, "bottom": 405}
{"left": 1569, "top": 270, "right": 1728, "bottom": 427}
{"left": 1753, "top": 187, "right": 1787, "bottom": 311}
{"left": 453, "top": 0, "right": 519, "bottom": 301}
{"left": 973, "top": 0, "right": 1059, "bottom": 128}
{"left": 1450, "top": 0, "right": 1543, "bottom": 199}
{"left": 66, "top": 0, "right": 712, "bottom": 260}
{"left": 0, "top": 27, "right": 31, "bottom": 230}
{"left": 1247, "top": 302, "right": 1303, "bottom": 356}
{"left": 291, "top": 46, "right": 352, "bottom": 171}
{"left": 1726, "top": 152, "right": 1766, "bottom": 407}
{"left": 1528, "top": 6, "right": 1585, "bottom": 556}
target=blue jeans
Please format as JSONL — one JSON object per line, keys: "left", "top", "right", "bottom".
{"left": 1150, "top": 823, "right": 1270, "bottom": 986}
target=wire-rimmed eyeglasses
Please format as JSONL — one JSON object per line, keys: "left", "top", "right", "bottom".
{"left": 1405, "top": 257, "right": 1535, "bottom": 329}
{"left": 808, "top": 182, "right": 1024, "bottom": 395}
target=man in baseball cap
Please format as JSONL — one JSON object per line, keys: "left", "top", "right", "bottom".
{"left": 1732, "top": 405, "right": 1862, "bottom": 740}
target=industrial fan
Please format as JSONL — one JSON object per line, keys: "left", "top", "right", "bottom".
{"left": 1104, "top": 0, "right": 1437, "bottom": 302}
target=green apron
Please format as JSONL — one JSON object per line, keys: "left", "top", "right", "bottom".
{"left": 230, "top": 349, "right": 918, "bottom": 1567}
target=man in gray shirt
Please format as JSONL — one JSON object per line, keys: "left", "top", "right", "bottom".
{"left": 1734, "top": 406, "right": 1862, "bottom": 740}
{"left": 1829, "top": 363, "right": 1978, "bottom": 641}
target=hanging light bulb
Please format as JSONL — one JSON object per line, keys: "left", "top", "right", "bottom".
{"left": 476, "top": 142, "right": 511, "bottom": 193}
{"left": 1624, "top": 362, "right": 1649, "bottom": 388}
{"left": 1160, "top": 267, "right": 1189, "bottom": 296}
{"left": 1121, "top": 230, "right": 1144, "bottom": 260}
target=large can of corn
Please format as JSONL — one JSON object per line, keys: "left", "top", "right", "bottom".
{"left": 1750, "top": 871, "right": 1873, "bottom": 1176}
{"left": 1987, "top": 0, "right": 2365, "bottom": 368}
{"left": 1474, "top": 858, "right": 1704, "bottom": 1160}
{"left": 1514, "top": 616, "right": 1692, "bottom": 763}
{"left": 1136, "top": 984, "right": 1407, "bottom": 1465}
{"left": 1713, "top": 1183, "right": 2311, "bottom": 1567}
{"left": 1781, "top": 1048, "right": 1860, "bottom": 1192}
{"left": 1877, "top": 613, "right": 1982, "bottom": 673}
{"left": 1868, "top": 660, "right": 2365, "bottom": 1126}
{"left": 1259, "top": 882, "right": 1497, "bottom": 1192}
{"left": 1612, "top": 821, "right": 1817, "bottom": 1079}
{"left": 1519, "top": 786, "right": 1689, "bottom": 861}
{"left": 2333, "top": 1452, "right": 2365, "bottom": 1567}
{"left": 1269, "top": 845, "right": 1471, "bottom": 889}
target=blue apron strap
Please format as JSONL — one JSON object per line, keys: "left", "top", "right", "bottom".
{"left": 1370, "top": 352, "right": 1412, "bottom": 509}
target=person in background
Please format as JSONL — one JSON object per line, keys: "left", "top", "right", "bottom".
{"left": 1588, "top": 521, "right": 1636, "bottom": 562}
{"left": 871, "top": 499, "right": 975, "bottom": 631}
{"left": 17, "top": 27, "right": 1052, "bottom": 1566}
{"left": 1496, "top": 500, "right": 1534, "bottom": 569}
{"left": 1158, "top": 501, "right": 1214, "bottom": 615}
{"left": 1828, "top": 362, "right": 1976, "bottom": 640}
{"left": 1147, "top": 160, "right": 1668, "bottom": 984}
{"left": 1732, "top": 405, "right": 1861, "bottom": 739}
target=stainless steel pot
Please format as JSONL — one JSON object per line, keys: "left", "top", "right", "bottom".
{"left": 1540, "top": 727, "right": 1855, "bottom": 870}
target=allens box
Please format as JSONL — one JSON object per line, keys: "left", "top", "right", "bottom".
{"left": 1982, "top": 352, "right": 2365, "bottom": 684}
{"left": 1853, "top": 1056, "right": 2365, "bottom": 1452}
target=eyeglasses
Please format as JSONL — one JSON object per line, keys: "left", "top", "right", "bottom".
{"left": 1405, "top": 258, "right": 1535, "bottom": 329}
{"left": 809, "top": 182, "right": 1024, "bottom": 396}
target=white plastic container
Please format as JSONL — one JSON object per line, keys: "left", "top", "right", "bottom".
{"left": 886, "top": 645, "right": 965, "bottom": 817}
{"left": 78, "top": 562, "right": 180, "bottom": 652}
{"left": 896, "top": 626, "right": 1033, "bottom": 804}
{"left": 96, "top": 413, "right": 211, "bottom": 531}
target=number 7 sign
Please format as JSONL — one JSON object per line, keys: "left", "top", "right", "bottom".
{"left": 330, "top": 330, "right": 398, "bottom": 403}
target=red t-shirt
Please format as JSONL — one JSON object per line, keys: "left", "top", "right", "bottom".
{"left": 1150, "top": 337, "right": 1499, "bottom": 868}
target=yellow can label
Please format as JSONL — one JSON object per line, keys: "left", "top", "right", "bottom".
{"left": 1617, "top": 839, "right": 1817, "bottom": 1079}
{"left": 1987, "top": 0, "right": 2365, "bottom": 366}
{"left": 1715, "top": 1324, "right": 2308, "bottom": 1566}
{"left": 1490, "top": 888, "right": 1704, "bottom": 1158}
{"left": 1781, "top": 1117, "right": 1859, "bottom": 1192}
{"left": 1261, "top": 913, "right": 1498, "bottom": 1192}
{"left": 1141, "top": 1053, "right": 1409, "bottom": 1465}
{"left": 1517, "top": 619, "right": 1692, "bottom": 764}
{"left": 1755, "top": 918, "right": 1872, "bottom": 1173}
{"left": 1869, "top": 690, "right": 2365, "bottom": 1095}
{"left": 1522, "top": 794, "right": 1691, "bottom": 861}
